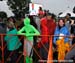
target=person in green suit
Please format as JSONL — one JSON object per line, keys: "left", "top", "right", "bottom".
{"left": 18, "top": 17, "right": 40, "bottom": 63}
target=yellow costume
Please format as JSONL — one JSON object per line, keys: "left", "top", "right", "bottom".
{"left": 56, "top": 38, "right": 70, "bottom": 62}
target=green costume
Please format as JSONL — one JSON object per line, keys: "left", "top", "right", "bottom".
{"left": 18, "top": 17, "right": 40, "bottom": 63}
{"left": 18, "top": 17, "right": 40, "bottom": 41}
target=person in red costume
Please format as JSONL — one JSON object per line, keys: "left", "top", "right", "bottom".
{"left": 38, "top": 13, "right": 56, "bottom": 61}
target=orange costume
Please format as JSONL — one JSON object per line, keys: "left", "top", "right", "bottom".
{"left": 56, "top": 38, "right": 70, "bottom": 62}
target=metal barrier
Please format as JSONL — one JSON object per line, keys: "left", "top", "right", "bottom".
{"left": 0, "top": 34, "right": 74, "bottom": 63}
{"left": 0, "top": 34, "right": 24, "bottom": 63}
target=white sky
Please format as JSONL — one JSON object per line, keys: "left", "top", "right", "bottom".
{"left": 33, "top": 0, "right": 75, "bottom": 15}
{"left": 0, "top": 0, "right": 75, "bottom": 16}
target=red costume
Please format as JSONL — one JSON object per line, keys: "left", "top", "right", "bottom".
{"left": 38, "top": 17, "right": 56, "bottom": 47}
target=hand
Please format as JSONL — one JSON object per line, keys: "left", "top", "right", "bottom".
{"left": 70, "top": 34, "right": 74, "bottom": 39}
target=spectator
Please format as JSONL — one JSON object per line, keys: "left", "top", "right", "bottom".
{"left": 65, "top": 44, "right": 75, "bottom": 63}
{"left": 28, "top": 15, "right": 40, "bottom": 63}
{"left": 17, "top": 16, "right": 25, "bottom": 30}
{"left": 53, "top": 18, "right": 70, "bottom": 61}
{"left": 38, "top": 13, "right": 56, "bottom": 60}
{"left": 64, "top": 13, "right": 71, "bottom": 31}
{"left": 53, "top": 18, "right": 70, "bottom": 44}
{"left": 38, "top": 7, "right": 44, "bottom": 19}
{"left": 70, "top": 19, "right": 75, "bottom": 45}
{"left": 28, "top": 16, "right": 37, "bottom": 29}
{"left": 7, "top": 17, "right": 16, "bottom": 28}
{"left": 4, "top": 22, "right": 22, "bottom": 62}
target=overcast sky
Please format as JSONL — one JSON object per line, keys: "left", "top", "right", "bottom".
{"left": 0, "top": 0, "right": 75, "bottom": 16}
{"left": 33, "top": 0, "right": 75, "bottom": 15}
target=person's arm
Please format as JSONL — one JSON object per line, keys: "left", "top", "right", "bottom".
{"left": 32, "top": 26, "right": 40, "bottom": 35}
{"left": 17, "top": 27, "right": 26, "bottom": 35}
{"left": 65, "top": 28, "right": 70, "bottom": 42}
{"left": 40, "top": 19, "right": 49, "bottom": 42}
{"left": 4, "top": 32, "right": 11, "bottom": 42}
{"left": 62, "top": 27, "right": 70, "bottom": 42}
{"left": 70, "top": 25, "right": 74, "bottom": 34}
{"left": 53, "top": 27, "right": 58, "bottom": 44}
{"left": 4, "top": 35, "right": 9, "bottom": 41}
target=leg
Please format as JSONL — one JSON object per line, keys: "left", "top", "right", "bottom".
{"left": 65, "top": 47, "right": 75, "bottom": 63}
{"left": 72, "top": 38, "right": 75, "bottom": 45}
{"left": 40, "top": 42, "right": 49, "bottom": 63}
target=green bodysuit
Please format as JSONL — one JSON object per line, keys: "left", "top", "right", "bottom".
{"left": 18, "top": 17, "right": 40, "bottom": 41}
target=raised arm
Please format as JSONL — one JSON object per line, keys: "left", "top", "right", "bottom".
{"left": 17, "top": 27, "right": 26, "bottom": 35}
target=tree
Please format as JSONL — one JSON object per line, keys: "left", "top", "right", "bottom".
{"left": 73, "top": 6, "right": 75, "bottom": 13}
{"left": 7, "top": 0, "right": 31, "bottom": 18}
{"left": 0, "top": 11, "right": 7, "bottom": 19}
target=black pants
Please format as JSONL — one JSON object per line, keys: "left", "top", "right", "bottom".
{"left": 32, "top": 36, "right": 39, "bottom": 63}
{"left": 4, "top": 45, "right": 24, "bottom": 63}
{"left": 72, "top": 37, "right": 75, "bottom": 45}
{"left": 40, "top": 42, "right": 49, "bottom": 62}
{"left": 65, "top": 46, "right": 75, "bottom": 63}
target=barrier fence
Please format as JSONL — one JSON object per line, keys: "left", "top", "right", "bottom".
{"left": 0, "top": 34, "right": 74, "bottom": 63}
